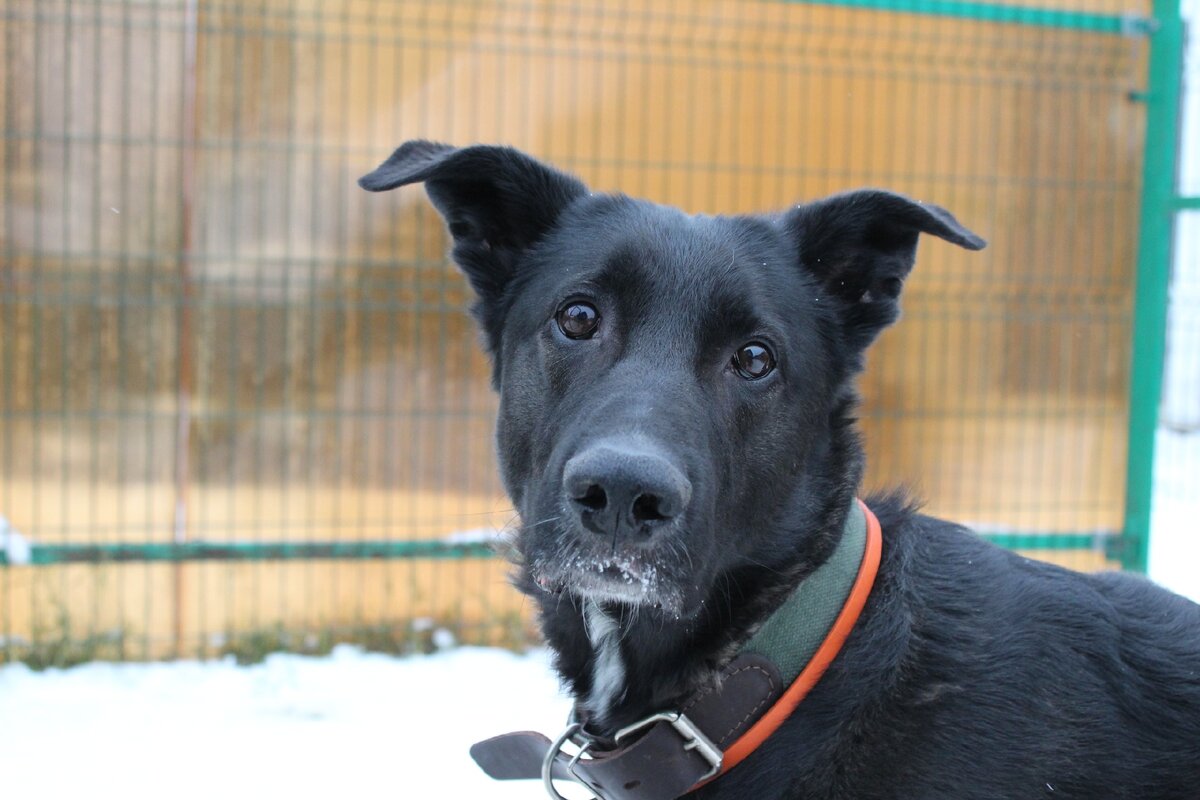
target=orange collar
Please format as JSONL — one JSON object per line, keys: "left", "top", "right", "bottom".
{"left": 707, "top": 498, "right": 883, "bottom": 782}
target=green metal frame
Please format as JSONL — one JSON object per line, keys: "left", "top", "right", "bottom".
{"left": 0, "top": 0, "right": 1181, "bottom": 571}
{"left": 796, "top": 0, "right": 1186, "bottom": 572}
{"left": 786, "top": 0, "right": 1138, "bottom": 33}
{"left": 1121, "top": 0, "right": 1185, "bottom": 572}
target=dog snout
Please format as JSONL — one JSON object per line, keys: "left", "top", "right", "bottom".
{"left": 563, "top": 442, "right": 692, "bottom": 539}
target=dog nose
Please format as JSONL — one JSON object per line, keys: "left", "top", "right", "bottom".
{"left": 562, "top": 442, "right": 692, "bottom": 539}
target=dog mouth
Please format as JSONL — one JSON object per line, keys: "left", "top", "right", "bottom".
{"left": 530, "top": 547, "right": 687, "bottom": 615}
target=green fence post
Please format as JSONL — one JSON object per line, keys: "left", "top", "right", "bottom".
{"left": 1123, "top": 0, "right": 1185, "bottom": 572}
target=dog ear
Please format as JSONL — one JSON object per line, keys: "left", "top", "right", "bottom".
{"left": 359, "top": 141, "right": 589, "bottom": 308}
{"left": 785, "top": 190, "right": 985, "bottom": 349}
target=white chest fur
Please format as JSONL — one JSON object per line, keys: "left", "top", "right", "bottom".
{"left": 583, "top": 601, "right": 626, "bottom": 723}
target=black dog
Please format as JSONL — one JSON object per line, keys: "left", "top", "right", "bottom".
{"left": 362, "top": 142, "right": 1200, "bottom": 799}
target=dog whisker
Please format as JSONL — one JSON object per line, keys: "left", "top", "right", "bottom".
{"left": 520, "top": 515, "right": 562, "bottom": 531}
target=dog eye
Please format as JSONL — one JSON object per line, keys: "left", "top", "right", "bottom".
{"left": 732, "top": 342, "right": 775, "bottom": 379}
{"left": 556, "top": 301, "right": 600, "bottom": 339}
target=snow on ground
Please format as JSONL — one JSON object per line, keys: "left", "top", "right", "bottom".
{"left": 1148, "top": 428, "right": 1200, "bottom": 603}
{"left": 0, "top": 646, "right": 574, "bottom": 800}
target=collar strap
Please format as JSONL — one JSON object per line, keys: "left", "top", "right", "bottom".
{"left": 470, "top": 499, "right": 883, "bottom": 800}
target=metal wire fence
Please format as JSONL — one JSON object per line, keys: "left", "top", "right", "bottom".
{"left": 0, "top": 0, "right": 1186, "bottom": 662}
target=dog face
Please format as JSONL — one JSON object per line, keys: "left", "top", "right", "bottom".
{"left": 361, "top": 142, "right": 983, "bottom": 619}
{"left": 493, "top": 198, "right": 841, "bottom": 617}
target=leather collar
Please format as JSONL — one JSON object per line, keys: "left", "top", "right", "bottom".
{"left": 470, "top": 498, "right": 883, "bottom": 799}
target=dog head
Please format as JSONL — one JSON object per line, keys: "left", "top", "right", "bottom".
{"left": 361, "top": 142, "right": 984, "bottom": 619}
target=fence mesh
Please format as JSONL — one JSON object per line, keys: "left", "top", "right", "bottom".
{"left": 0, "top": 0, "right": 1160, "bottom": 662}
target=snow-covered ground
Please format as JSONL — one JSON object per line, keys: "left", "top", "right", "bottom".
{"left": 0, "top": 645, "right": 574, "bottom": 799}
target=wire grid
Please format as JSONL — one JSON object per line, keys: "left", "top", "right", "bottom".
{"left": 0, "top": 0, "right": 1155, "bottom": 661}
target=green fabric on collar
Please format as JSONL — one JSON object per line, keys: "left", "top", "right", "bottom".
{"left": 740, "top": 500, "right": 868, "bottom": 684}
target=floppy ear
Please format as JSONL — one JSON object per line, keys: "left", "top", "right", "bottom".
{"left": 359, "top": 140, "right": 589, "bottom": 310}
{"left": 784, "top": 189, "right": 985, "bottom": 349}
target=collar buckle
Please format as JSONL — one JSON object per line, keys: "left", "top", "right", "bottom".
{"left": 542, "top": 721, "right": 599, "bottom": 800}
{"left": 615, "top": 711, "right": 723, "bottom": 782}
{"left": 540, "top": 711, "right": 723, "bottom": 800}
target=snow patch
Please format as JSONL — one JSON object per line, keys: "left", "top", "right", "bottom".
{"left": 1149, "top": 429, "right": 1200, "bottom": 603}
{"left": 432, "top": 628, "right": 457, "bottom": 650}
{"left": 0, "top": 646, "right": 571, "bottom": 799}
{"left": 441, "top": 527, "right": 506, "bottom": 544}
{"left": 0, "top": 515, "right": 31, "bottom": 565}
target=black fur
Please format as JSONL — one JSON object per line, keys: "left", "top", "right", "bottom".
{"left": 361, "top": 142, "right": 1200, "bottom": 799}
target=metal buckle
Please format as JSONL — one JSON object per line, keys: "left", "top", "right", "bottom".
{"left": 542, "top": 720, "right": 599, "bottom": 800}
{"left": 541, "top": 710, "right": 723, "bottom": 799}
{"left": 614, "top": 711, "right": 724, "bottom": 782}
